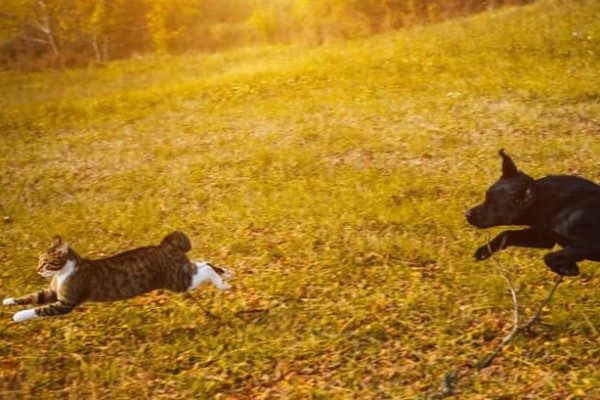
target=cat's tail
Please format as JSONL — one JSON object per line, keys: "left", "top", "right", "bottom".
{"left": 160, "top": 231, "right": 192, "bottom": 253}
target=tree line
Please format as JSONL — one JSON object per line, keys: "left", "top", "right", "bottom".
{"left": 0, "top": 0, "right": 532, "bottom": 69}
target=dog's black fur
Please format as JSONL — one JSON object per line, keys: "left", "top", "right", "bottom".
{"left": 466, "top": 149, "right": 600, "bottom": 276}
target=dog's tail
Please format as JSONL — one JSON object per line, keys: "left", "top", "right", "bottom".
{"left": 160, "top": 231, "right": 192, "bottom": 253}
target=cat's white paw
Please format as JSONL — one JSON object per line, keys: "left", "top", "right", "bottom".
{"left": 218, "top": 283, "right": 232, "bottom": 291}
{"left": 2, "top": 298, "right": 16, "bottom": 306}
{"left": 221, "top": 269, "right": 234, "bottom": 281}
{"left": 13, "top": 309, "right": 38, "bottom": 323}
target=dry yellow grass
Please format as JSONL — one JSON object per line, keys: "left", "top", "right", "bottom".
{"left": 1, "top": 1, "right": 600, "bottom": 398}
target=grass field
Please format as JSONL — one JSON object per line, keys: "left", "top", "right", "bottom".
{"left": 1, "top": 0, "right": 600, "bottom": 398}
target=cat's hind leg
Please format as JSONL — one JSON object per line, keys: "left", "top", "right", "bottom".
{"left": 188, "top": 262, "right": 233, "bottom": 291}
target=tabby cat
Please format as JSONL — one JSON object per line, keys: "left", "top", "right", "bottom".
{"left": 2, "top": 231, "right": 233, "bottom": 322}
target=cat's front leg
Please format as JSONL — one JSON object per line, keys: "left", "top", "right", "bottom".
{"left": 12, "top": 300, "right": 76, "bottom": 322}
{"left": 3, "top": 289, "right": 57, "bottom": 306}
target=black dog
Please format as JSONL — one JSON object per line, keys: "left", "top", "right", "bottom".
{"left": 466, "top": 149, "right": 600, "bottom": 276}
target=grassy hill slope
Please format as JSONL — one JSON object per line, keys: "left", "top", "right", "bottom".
{"left": 1, "top": 0, "right": 600, "bottom": 398}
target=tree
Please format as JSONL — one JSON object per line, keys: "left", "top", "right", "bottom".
{"left": 0, "top": 0, "right": 62, "bottom": 57}
{"left": 145, "top": 0, "right": 201, "bottom": 54}
{"left": 70, "top": 0, "right": 118, "bottom": 62}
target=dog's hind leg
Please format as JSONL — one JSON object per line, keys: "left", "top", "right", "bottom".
{"left": 577, "top": 243, "right": 600, "bottom": 262}
{"left": 545, "top": 244, "right": 600, "bottom": 276}
{"left": 544, "top": 253, "right": 579, "bottom": 276}
{"left": 543, "top": 246, "right": 594, "bottom": 276}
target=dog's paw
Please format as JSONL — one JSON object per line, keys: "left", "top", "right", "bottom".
{"left": 550, "top": 264, "right": 580, "bottom": 277}
{"left": 545, "top": 253, "right": 580, "bottom": 276}
{"left": 474, "top": 245, "right": 493, "bottom": 261}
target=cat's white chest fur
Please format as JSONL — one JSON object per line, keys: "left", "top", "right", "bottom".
{"left": 52, "top": 259, "right": 76, "bottom": 291}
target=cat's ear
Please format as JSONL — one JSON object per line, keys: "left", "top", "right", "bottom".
{"left": 52, "top": 236, "right": 68, "bottom": 254}
{"left": 52, "top": 235, "right": 63, "bottom": 247}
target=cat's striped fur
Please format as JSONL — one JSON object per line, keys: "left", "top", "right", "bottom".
{"left": 3, "top": 231, "right": 233, "bottom": 322}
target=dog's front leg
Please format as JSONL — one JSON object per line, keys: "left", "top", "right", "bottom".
{"left": 475, "top": 229, "right": 555, "bottom": 261}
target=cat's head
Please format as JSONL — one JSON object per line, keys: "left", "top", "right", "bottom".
{"left": 37, "top": 236, "right": 71, "bottom": 278}
{"left": 206, "top": 263, "right": 234, "bottom": 280}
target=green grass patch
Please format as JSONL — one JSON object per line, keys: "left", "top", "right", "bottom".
{"left": 1, "top": 0, "right": 600, "bottom": 398}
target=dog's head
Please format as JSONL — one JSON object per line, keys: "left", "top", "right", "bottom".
{"left": 466, "top": 149, "right": 535, "bottom": 228}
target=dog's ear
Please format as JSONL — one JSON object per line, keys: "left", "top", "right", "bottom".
{"left": 499, "top": 149, "right": 519, "bottom": 178}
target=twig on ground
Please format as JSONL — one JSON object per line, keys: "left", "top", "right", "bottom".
{"left": 435, "top": 370, "right": 460, "bottom": 399}
{"left": 421, "top": 236, "right": 564, "bottom": 399}
{"left": 521, "top": 275, "right": 563, "bottom": 331}
{"left": 476, "top": 267, "right": 520, "bottom": 370}
{"left": 197, "top": 302, "right": 222, "bottom": 320}
{"left": 234, "top": 308, "right": 270, "bottom": 322}
{"left": 182, "top": 291, "right": 223, "bottom": 320}
{"left": 476, "top": 242, "right": 564, "bottom": 370}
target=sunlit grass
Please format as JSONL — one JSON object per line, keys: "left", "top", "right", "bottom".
{"left": 1, "top": 0, "right": 600, "bottom": 398}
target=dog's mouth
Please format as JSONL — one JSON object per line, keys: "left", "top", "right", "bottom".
{"left": 465, "top": 208, "right": 483, "bottom": 227}
{"left": 466, "top": 206, "right": 520, "bottom": 229}
{"left": 465, "top": 206, "right": 501, "bottom": 229}
{"left": 466, "top": 217, "right": 491, "bottom": 229}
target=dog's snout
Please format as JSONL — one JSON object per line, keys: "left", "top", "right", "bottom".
{"left": 465, "top": 208, "right": 476, "bottom": 223}
{"left": 465, "top": 206, "right": 482, "bottom": 226}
